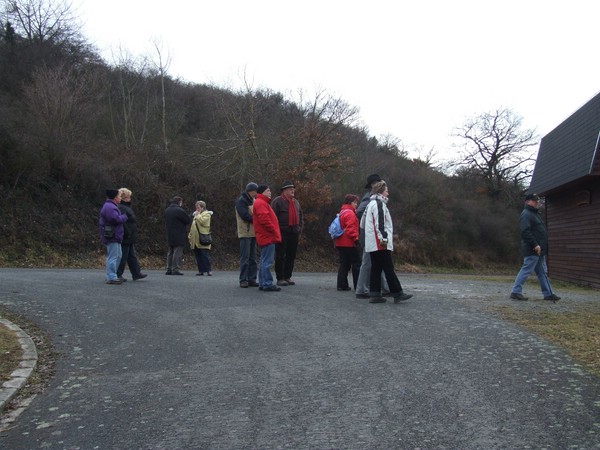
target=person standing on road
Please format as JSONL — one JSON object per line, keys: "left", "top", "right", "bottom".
{"left": 363, "top": 181, "right": 413, "bottom": 304}
{"left": 164, "top": 196, "right": 192, "bottom": 275}
{"left": 235, "top": 182, "right": 259, "bottom": 288}
{"left": 510, "top": 193, "right": 561, "bottom": 302}
{"left": 253, "top": 184, "right": 282, "bottom": 292}
{"left": 116, "top": 188, "right": 147, "bottom": 282}
{"left": 99, "top": 189, "right": 128, "bottom": 285}
{"left": 189, "top": 200, "right": 214, "bottom": 276}
{"left": 271, "top": 181, "right": 303, "bottom": 286}
{"left": 355, "top": 174, "right": 390, "bottom": 299}
{"left": 334, "top": 194, "right": 362, "bottom": 291}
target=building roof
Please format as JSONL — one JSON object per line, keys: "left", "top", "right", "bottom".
{"left": 529, "top": 91, "right": 600, "bottom": 194}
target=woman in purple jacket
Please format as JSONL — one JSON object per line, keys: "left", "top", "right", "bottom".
{"left": 99, "top": 189, "right": 128, "bottom": 284}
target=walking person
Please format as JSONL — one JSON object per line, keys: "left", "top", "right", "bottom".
{"left": 355, "top": 174, "right": 390, "bottom": 299}
{"left": 335, "top": 194, "right": 362, "bottom": 291}
{"left": 235, "top": 182, "right": 259, "bottom": 288}
{"left": 510, "top": 193, "right": 561, "bottom": 302}
{"left": 164, "top": 195, "right": 192, "bottom": 275}
{"left": 363, "top": 181, "right": 413, "bottom": 304}
{"left": 271, "top": 181, "right": 303, "bottom": 286}
{"left": 116, "top": 188, "right": 147, "bottom": 282}
{"left": 99, "top": 189, "right": 128, "bottom": 285}
{"left": 253, "top": 184, "right": 282, "bottom": 292}
{"left": 189, "top": 200, "right": 214, "bottom": 276}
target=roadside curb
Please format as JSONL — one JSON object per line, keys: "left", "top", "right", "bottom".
{"left": 0, "top": 318, "right": 37, "bottom": 412}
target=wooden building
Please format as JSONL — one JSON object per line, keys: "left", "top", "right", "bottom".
{"left": 528, "top": 91, "right": 600, "bottom": 288}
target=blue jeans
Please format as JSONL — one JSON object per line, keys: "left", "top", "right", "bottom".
{"left": 259, "top": 244, "right": 276, "bottom": 288}
{"left": 239, "top": 237, "right": 258, "bottom": 282}
{"left": 105, "top": 242, "right": 122, "bottom": 281}
{"left": 193, "top": 248, "right": 211, "bottom": 273}
{"left": 512, "top": 255, "right": 554, "bottom": 297}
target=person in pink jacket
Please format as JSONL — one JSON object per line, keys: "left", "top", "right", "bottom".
{"left": 334, "top": 194, "right": 361, "bottom": 291}
{"left": 253, "top": 185, "right": 282, "bottom": 291}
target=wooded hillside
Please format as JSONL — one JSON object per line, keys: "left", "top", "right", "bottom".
{"left": 0, "top": 1, "right": 529, "bottom": 270}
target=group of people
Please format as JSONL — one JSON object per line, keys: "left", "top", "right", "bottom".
{"left": 98, "top": 188, "right": 148, "bottom": 284}
{"left": 235, "top": 181, "right": 303, "bottom": 291}
{"left": 99, "top": 176, "right": 561, "bottom": 303}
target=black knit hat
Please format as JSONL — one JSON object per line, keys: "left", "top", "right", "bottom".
{"left": 525, "top": 193, "right": 539, "bottom": 201}
{"left": 257, "top": 184, "right": 269, "bottom": 194}
{"left": 365, "top": 174, "right": 382, "bottom": 188}
{"left": 106, "top": 189, "right": 119, "bottom": 199}
{"left": 245, "top": 182, "right": 259, "bottom": 192}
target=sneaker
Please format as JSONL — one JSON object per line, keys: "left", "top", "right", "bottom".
{"left": 133, "top": 274, "right": 147, "bottom": 281}
{"left": 369, "top": 297, "right": 386, "bottom": 303}
{"left": 240, "top": 280, "right": 249, "bottom": 288}
{"left": 263, "top": 285, "right": 281, "bottom": 292}
{"left": 510, "top": 293, "right": 528, "bottom": 301}
{"left": 248, "top": 281, "right": 259, "bottom": 287}
{"left": 356, "top": 293, "right": 370, "bottom": 299}
{"left": 118, "top": 276, "right": 127, "bottom": 282}
{"left": 285, "top": 278, "right": 295, "bottom": 285}
{"left": 393, "top": 293, "right": 413, "bottom": 303}
{"left": 276, "top": 280, "right": 289, "bottom": 286}
{"left": 106, "top": 279, "right": 122, "bottom": 285}
{"left": 544, "top": 294, "right": 561, "bottom": 302}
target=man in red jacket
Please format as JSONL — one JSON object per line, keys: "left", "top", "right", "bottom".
{"left": 253, "top": 185, "right": 282, "bottom": 291}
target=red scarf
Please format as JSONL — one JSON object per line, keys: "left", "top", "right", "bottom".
{"left": 286, "top": 195, "right": 298, "bottom": 227}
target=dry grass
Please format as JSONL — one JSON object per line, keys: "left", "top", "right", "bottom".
{"left": 0, "top": 323, "right": 21, "bottom": 384}
{"left": 491, "top": 302, "right": 600, "bottom": 377}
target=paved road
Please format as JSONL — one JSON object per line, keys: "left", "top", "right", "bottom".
{"left": 0, "top": 269, "right": 599, "bottom": 449}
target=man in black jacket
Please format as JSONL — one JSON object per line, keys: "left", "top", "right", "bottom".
{"left": 117, "top": 188, "right": 147, "bottom": 281}
{"left": 164, "top": 196, "right": 192, "bottom": 275}
{"left": 510, "top": 193, "right": 561, "bottom": 301}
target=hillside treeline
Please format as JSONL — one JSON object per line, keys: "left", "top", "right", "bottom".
{"left": 0, "top": 3, "right": 526, "bottom": 269}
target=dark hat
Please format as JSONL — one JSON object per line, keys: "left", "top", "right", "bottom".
{"left": 106, "top": 189, "right": 119, "bottom": 199}
{"left": 365, "top": 174, "right": 382, "bottom": 189}
{"left": 245, "top": 182, "right": 258, "bottom": 192}
{"left": 525, "top": 193, "right": 540, "bottom": 201}
{"left": 280, "top": 181, "right": 295, "bottom": 190}
{"left": 257, "top": 184, "right": 269, "bottom": 194}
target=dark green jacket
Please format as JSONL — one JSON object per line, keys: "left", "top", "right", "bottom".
{"left": 520, "top": 205, "right": 548, "bottom": 256}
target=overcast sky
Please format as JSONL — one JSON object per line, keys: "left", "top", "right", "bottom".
{"left": 75, "top": 0, "right": 599, "bottom": 159}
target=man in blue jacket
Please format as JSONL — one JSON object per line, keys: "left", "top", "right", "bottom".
{"left": 510, "top": 193, "right": 561, "bottom": 302}
{"left": 99, "top": 189, "right": 128, "bottom": 284}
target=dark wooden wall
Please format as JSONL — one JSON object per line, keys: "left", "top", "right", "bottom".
{"left": 546, "top": 178, "right": 600, "bottom": 288}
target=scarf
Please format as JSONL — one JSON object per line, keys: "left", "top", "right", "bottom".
{"left": 286, "top": 195, "right": 298, "bottom": 227}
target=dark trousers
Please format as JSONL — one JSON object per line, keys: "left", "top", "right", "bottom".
{"left": 369, "top": 250, "right": 402, "bottom": 296}
{"left": 337, "top": 246, "right": 362, "bottom": 290}
{"left": 193, "top": 248, "right": 212, "bottom": 273}
{"left": 275, "top": 231, "right": 299, "bottom": 280}
{"left": 117, "top": 243, "right": 142, "bottom": 278}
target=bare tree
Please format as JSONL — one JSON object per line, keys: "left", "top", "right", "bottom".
{"left": 2, "top": 0, "right": 79, "bottom": 43}
{"left": 451, "top": 108, "right": 538, "bottom": 198}
{"left": 150, "top": 38, "right": 171, "bottom": 152}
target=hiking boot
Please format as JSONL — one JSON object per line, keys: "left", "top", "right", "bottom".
{"left": 393, "top": 292, "right": 413, "bottom": 303}
{"left": 263, "top": 285, "right": 282, "bottom": 292}
{"left": 165, "top": 270, "right": 172, "bottom": 275}
{"left": 356, "top": 293, "right": 370, "bottom": 299}
{"left": 510, "top": 293, "right": 528, "bottom": 301}
{"left": 285, "top": 278, "right": 295, "bottom": 285}
{"left": 337, "top": 287, "right": 351, "bottom": 291}
{"left": 544, "top": 294, "right": 561, "bottom": 302}
{"left": 133, "top": 274, "right": 147, "bottom": 281}
{"left": 369, "top": 297, "right": 386, "bottom": 303}
{"left": 276, "top": 280, "right": 289, "bottom": 286}
{"left": 240, "top": 280, "right": 249, "bottom": 288}
{"left": 248, "top": 281, "right": 259, "bottom": 287}
{"left": 172, "top": 270, "right": 184, "bottom": 275}
{"left": 106, "top": 279, "right": 122, "bottom": 285}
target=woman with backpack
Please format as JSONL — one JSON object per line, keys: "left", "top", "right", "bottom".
{"left": 334, "top": 194, "right": 362, "bottom": 291}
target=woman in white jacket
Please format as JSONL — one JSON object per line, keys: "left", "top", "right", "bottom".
{"left": 363, "top": 181, "right": 413, "bottom": 303}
